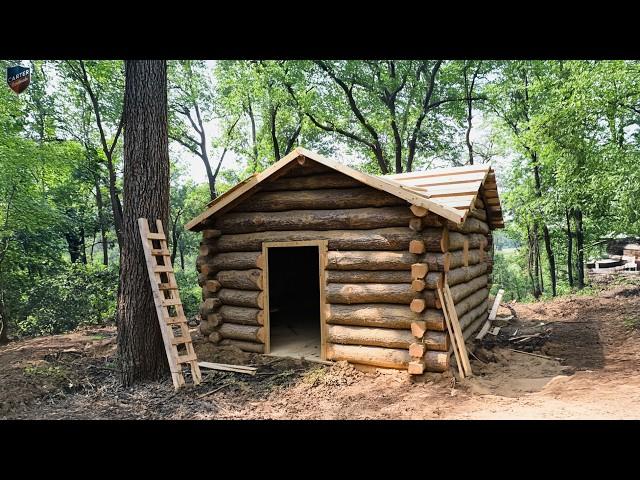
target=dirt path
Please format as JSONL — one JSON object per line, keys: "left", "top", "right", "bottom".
{"left": 2, "top": 283, "right": 639, "bottom": 420}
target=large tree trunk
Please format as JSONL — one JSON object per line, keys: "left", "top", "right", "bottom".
{"left": 575, "top": 208, "right": 585, "bottom": 289}
{"left": 117, "top": 60, "right": 170, "bottom": 387}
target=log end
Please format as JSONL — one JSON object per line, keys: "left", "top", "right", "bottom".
{"left": 410, "top": 205, "right": 429, "bottom": 217}
{"left": 409, "top": 239, "right": 426, "bottom": 255}
{"left": 408, "top": 360, "right": 425, "bottom": 375}
{"left": 410, "top": 298, "right": 426, "bottom": 313}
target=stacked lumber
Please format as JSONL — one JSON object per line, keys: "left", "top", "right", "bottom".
{"left": 407, "top": 212, "right": 490, "bottom": 375}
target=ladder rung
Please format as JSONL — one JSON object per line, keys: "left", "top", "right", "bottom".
{"left": 171, "top": 336, "right": 192, "bottom": 345}
{"left": 176, "top": 354, "right": 198, "bottom": 364}
{"left": 158, "top": 283, "right": 178, "bottom": 290}
{"left": 151, "top": 249, "right": 171, "bottom": 256}
{"left": 153, "top": 265, "right": 173, "bottom": 272}
{"left": 161, "top": 297, "right": 182, "bottom": 306}
{"left": 165, "top": 317, "right": 188, "bottom": 325}
{"left": 146, "top": 232, "right": 166, "bottom": 240}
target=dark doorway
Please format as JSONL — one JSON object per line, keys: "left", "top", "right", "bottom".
{"left": 267, "top": 246, "right": 321, "bottom": 359}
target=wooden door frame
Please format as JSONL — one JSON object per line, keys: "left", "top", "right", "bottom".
{"left": 261, "top": 240, "right": 328, "bottom": 360}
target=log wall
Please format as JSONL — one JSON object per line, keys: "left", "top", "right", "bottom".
{"left": 195, "top": 161, "right": 494, "bottom": 373}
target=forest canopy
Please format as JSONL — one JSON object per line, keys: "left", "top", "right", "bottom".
{"left": 1, "top": 59, "right": 639, "bottom": 343}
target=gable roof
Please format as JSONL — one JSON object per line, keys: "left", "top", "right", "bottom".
{"left": 186, "top": 147, "right": 504, "bottom": 231}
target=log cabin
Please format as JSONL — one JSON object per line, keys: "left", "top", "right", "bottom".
{"left": 185, "top": 147, "right": 504, "bottom": 374}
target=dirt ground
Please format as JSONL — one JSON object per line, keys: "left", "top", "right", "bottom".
{"left": 2, "top": 281, "right": 640, "bottom": 420}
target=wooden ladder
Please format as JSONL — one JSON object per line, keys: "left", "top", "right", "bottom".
{"left": 437, "top": 284, "right": 473, "bottom": 379}
{"left": 138, "top": 218, "right": 202, "bottom": 390}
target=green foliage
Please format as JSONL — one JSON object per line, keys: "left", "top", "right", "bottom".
{"left": 16, "top": 263, "right": 118, "bottom": 336}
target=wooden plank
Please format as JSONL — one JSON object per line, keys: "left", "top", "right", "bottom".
{"left": 443, "top": 284, "right": 473, "bottom": 376}
{"left": 386, "top": 165, "right": 490, "bottom": 180}
{"left": 475, "top": 321, "right": 491, "bottom": 340}
{"left": 145, "top": 232, "right": 166, "bottom": 240}
{"left": 489, "top": 289, "right": 505, "bottom": 321}
{"left": 395, "top": 172, "right": 487, "bottom": 188}
{"left": 176, "top": 353, "right": 198, "bottom": 364}
{"left": 436, "top": 287, "right": 464, "bottom": 379}
{"left": 198, "top": 361, "right": 258, "bottom": 375}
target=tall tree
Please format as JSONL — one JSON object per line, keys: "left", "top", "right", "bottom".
{"left": 117, "top": 60, "right": 170, "bottom": 386}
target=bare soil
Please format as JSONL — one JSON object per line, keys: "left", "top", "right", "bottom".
{"left": 2, "top": 282, "right": 640, "bottom": 420}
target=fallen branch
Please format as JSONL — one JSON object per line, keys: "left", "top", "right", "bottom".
{"left": 507, "top": 348, "right": 561, "bottom": 361}
{"left": 197, "top": 384, "right": 229, "bottom": 399}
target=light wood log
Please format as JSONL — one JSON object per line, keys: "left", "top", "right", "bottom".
{"left": 424, "top": 350, "right": 449, "bottom": 373}
{"left": 424, "top": 330, "right": 449, "bottom": 352}
{"left": 233, "top": 188, "right": 407, "bottom": 212}
{"left": 449, "top": 249, "right": 483, "bottom": 269}
{"left": 447, "top": 263, "right": 488, "bottom": 286}
{"left": 325, "top": 304, "right": 419, "bottom": 329}
{"left": 261, "top": 172, "right": 362, "bottom": 191}
{"left": 327, "top": 270, "right": 411, "bottom": 284}
{"left": 454, "top": 287, "right": 489, "bottom": 319}
{"left": 448, "top": 275, "right": 488, "bottom": 304}
{"left": 218, "top": 289, "right": 264, "bottom": 308}
{"left": 219, "top": 323, "right": 265, "bottom": 343}
{"left": 200, "top": 298, "right": 221, "bottom": 315}
{"left": 408, "top": 360, "right": 425, "bottom": 374}
{"left": 410, "top": 298, "right": 426, "bottom": 313}
{"left": 219, "top": 305, "right": 264, "bottom": 326}
{"left": 409, "top": 342, "right": 427, "bottom": 358}
{"left": 327, "top": 325, "right": 414, "bottom": 349}
{"left": 412, "top": 279, "right": 426, "bottom": 292}
{"left": 327, "top": 250, "right": 414, "bottom": 271}
{"left": 326, "top": 343, "right": 411, "bottom": 369}
{"left": 326, "top": 283, "right": 414, "bottom": 304}
{"left": 409, "top": 240, "right": 425, "bottom": 254}
{"left": 424, "top": 252, "right": 451, "bottom": 272}
{"left": 411, "top": 320, "right": 427, "bottom": 338}
{"left": 217, "top": 228, "right": 417, "bottom": 252}
{"left": 219, "top": 339, "right": 265, "bottom": 353}
{"left": 409, "top": 205, "right": 429, "bottom": 217}
{"left": 215, "top": 206, "right": 413, "bottom": 234}
{"left": 201, "top": 252, "right": 265, "bottom": 273}
{"left": 202, "top": 280, "right": 221, "bottom": 295}
{"left": 411, "top": 263, "right": 428, "bottom": 279}
{"left": 468, "top": 208, "right": 487, "bottom": 222}
{"left": 216, "top": 269, "right": 263, "bottom": 290}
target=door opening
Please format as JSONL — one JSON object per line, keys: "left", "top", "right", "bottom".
{"left": 265, "top": 245, "right": 323, "bottom": 360}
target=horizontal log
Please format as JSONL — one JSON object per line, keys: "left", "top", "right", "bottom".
{"left": 454, "top": 287, "right": 489, "bottom": 319}
{"left": 205, "top": 313, "right": 222, "bottom": 328}
{"left": 424, "top": 252, "right": 451, "bottom": 272}
{"left": 219, "top": 323, "right": 265, "bottom": 343}
{"left": 327, "top": 325, "right": 414, "bottom": 349}
{"left": 202, "top": 229, "right": 222, "bottom": 240}
{"left": 199, "top": 319, "right": 217, "bottom": 337}
{"left": 200, "top": 298, "right": 221, "bottom": 316}
{"left": 200, "top": 252, "right": 265, "bottom": 274}
{"left": 408, "top": 360, "right": 425, "bottom": 374}
{"left": 325, "top": 304, "right": 418, "bottom": 329}
{"left": 449, "top": 275, "right": 488, "bottom": 304}
{"left": 326, "top": 344, "right": 410, "bottom": 369}
{"left": 216, "top": 269, "right": 263, "bottom": 290}
{"left": 261, "top": 172, "right": 362, "bottom": 191}
{"left": 233, "top": 188, "right": 407, "bottom": 212}
{"left": 424, "top": 330, "right": 449, "bottom": 352}
{"left": 199, "top": 244, "right": 217, "bottom": 257}
{"left": 327, "top": 270, "right": 412, "bottom": 284}
{"left": 463, "top": 311, "right": 488, "bottom": 341}
{"left": 411, "top": 309, "right": 446, "bottom": 334}
{"left": 218, "top": 289, "right": 264, "bottom": 308}
{"left": 458, "top": 302, "right": 488, "bottom": 332}
{"left": 449, "top": 249, "right": 483, "bottom": 269}
{"left": 215, "top": 206, "right": 413, "bottom": 234}
{"left": 424, "top": 350, "right": 449, "bottom": 373}
{"left": 326, "top": 283, "right": 414, "bottom": 304}
{"left": 456, "top": 217, "right": 490, "bottom": 234}
{"left": 446, "top": 263, "right": 488, "bottom": 286}
{"left": 423, "top": 272, "right": 444, "bottom": 290}
{"left": 421, "top": 228, "right": 448, "bottom": 252}
{"left": 409, "top": 342, "right": 427, "bottom": 358}
{"left": 281, "top": 160, "right": 334, "bottom": 177}
{"left": 202, "top": 280, "right": 221, "bottom": 295}
{"left": 410, "top": 298, "right": 426, "bottom": 313}
{"left": 327, "top": 250, "right": 415, "bottom": 271}
{"left": 448, "top": 232, "right": 487, "bottom": 251}
{"left": 219, "top": 305, "right": 264, "bottom": 326}
{"left": 422, "top": 290, "right": 442, "bottom": 309}
{"left": 208, "top": 332, "right": 222, "bottom": 344}
{"left": 219, "top": 339, "right": 265, "bottom": 353}
{"left": 217, "top": 228, "right": 418, "bottom": 252}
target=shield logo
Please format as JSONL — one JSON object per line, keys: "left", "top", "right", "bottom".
{"left": 7, "top": 65, "right": 30, "bottom": 94}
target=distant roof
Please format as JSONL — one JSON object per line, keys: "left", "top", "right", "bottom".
{"left": 186, "top": 147, "right": 504, "bottom": 231}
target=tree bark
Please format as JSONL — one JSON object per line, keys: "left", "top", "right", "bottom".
{"left": 566, "top": 207, "right": 574, "bottom": 287}
{"left": 575, "top": 208, "right": 585, "bottom": 289}
{"left": 117, "top": 60, "right": 170, "bottom": 387}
